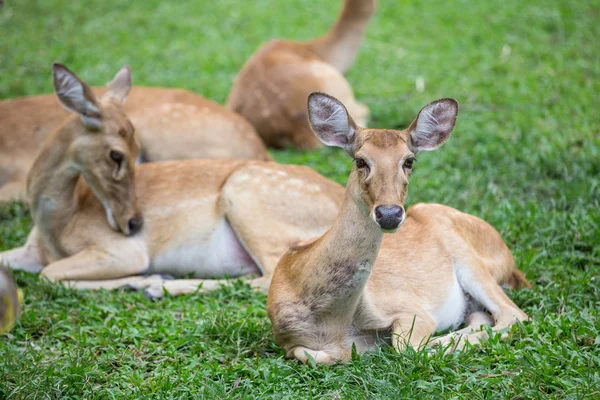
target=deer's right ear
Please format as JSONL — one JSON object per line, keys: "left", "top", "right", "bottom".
{"left": 103, "top": 65, "right": 132, "bottom": 104}
{"left": 52, "top": 63, "right": 103, "bottom": 129}
{"left": 307, "top": 92, "right": 357, "bottom": 156}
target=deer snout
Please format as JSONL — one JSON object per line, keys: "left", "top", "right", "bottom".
{"left": 374, "top": 205, "right": 405, "bottom": 231}
{"left": 127, "top": 215, "right": 144, "bottom": 235}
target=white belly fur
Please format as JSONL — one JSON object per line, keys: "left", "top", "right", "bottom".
{"left": 149, "top": 218, "right": 260, "bottom": 279}
{"left": 432, "top": 271, "right": 468, "bottom": 331}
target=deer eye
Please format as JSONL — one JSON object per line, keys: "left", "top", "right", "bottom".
{"left": 355, "top": 158, "right": 371, "bottom": 174}
{"left": 110, "top": 150, "right": 124, "bottom": 164}
{"left": 404, "top": 157, "right": 416, "bottom": 169}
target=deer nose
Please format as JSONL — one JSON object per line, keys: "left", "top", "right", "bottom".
{"left": 127, "top": 216, "right": 143, "bottom": 235}
{"left": 374, "top": 205, "right": 404, "bottom": 230}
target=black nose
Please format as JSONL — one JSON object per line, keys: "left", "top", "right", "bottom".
{"left": 374, "top": 205, "right": 404, "bottom": 230}
{"left": 127, "top": 216, "right": 143, "bottom": 235}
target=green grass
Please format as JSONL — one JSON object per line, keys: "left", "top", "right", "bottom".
{"left": 1, "top": 0, "right": 599, "bottom": 398}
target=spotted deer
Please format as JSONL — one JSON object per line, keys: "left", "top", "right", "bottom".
{"left": 0, "top": 65, "right": 269, "bottom": 202}
{"left": 0, "top": 64, "right": 343, "bottom": 296}
{"left": 227, "top": 0, "right": 375, "bottom": 149}
{"left": 267, "top": 93, "right": 530, "bottom": 364}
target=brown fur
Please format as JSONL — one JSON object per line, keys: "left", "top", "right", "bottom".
{"left": 226, "top": 0, "right": 375, "bottom": 149}
{"left": 267, "top": 94, "right": 530, "bottom": 364}
{"left": 0, "top": 71, "right": 269, "bottom": 202}
{"left": 0, "top": 67, "right": 344, "bottom": 299}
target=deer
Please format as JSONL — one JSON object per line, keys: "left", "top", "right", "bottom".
{"left": 267, "top": 93, "right": 531, "bottom": 364}
{"left": 0, "top": 64, "right": 343, "bottom": 296}
{"left": 0, "top": 65, "right": 270, "bottom": 202}
{"left": 0, "top": 266, "right": 21, "bottom": 335}
{"left": 227, "top": 0, "right": 375, "bottom": 149}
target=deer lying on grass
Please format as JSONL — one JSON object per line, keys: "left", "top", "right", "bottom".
{"left": 227, "top": 0, "right": 374, "bottom": 149}
{"left": 0, "top": 65, "right": 269, "bottom": 202}
{"left": 0, "top": 64, "right": 342, "bottom": 295}
{"left": 267, "top": 93, "right": 530, "bottom": 364}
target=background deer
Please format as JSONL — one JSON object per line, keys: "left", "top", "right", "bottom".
{"left": 267, "top": 93, "right": 530, "bottom": 364}
{"left": 227, "top": 0, "right": 374, "bottom": 149}
{"left": 0, "top": 65, "right": 269, "bottom": 202}
{"left": 0, "top": 64, "right": 343, "bottom": 296}
{"left": 0, "top": 266, "right": 21, "bottom": 335}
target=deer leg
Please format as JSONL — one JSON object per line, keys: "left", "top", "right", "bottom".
{"left": 391, "top": 308, "right": 437, "bottom": 352}
{"left": 40, "top": 245, "right": 148, "bottom": 282}
{"left": 0, "top": 229, "right": 44, "bottom": 273}
{"left": 62, "top": 274, "right": 169, "bottom": 291}
{"left": 289, "top": 346, "right": 337, "bottom": 365}
{"left": 143, "top": 275, "right": 271, "bottom": 299}
{"left": 430, "top": 259, "right": 528, "bottom": 352}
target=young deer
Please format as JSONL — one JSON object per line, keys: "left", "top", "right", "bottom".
{"left": 0, "top": 65, "right": 269, "bottom": 202}
{"left": 267, "top": 93, "right": 530, "bottom": 364}
{"left": 0, "top": 65, "right": 343, "bottom": 296}
{"left": 227, "top": 0, "right": 374, "bottom": 149}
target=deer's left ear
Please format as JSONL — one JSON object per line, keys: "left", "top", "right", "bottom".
{"left": 408, "top": 98, "right": 458, "bottom": 152}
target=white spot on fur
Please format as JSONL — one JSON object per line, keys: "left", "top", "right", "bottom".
{"left": 305, "top": 183, "right": 321, "bottom": 192}
{"left": 231, "top": 174, "right": 251, "bottom": 183}
{"left": 286, "top": 178, "right": 305, "bottom": 187}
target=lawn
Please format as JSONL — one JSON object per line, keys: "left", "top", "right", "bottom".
{"left": 1, "top": 0, "right": 599, "bottom": 398}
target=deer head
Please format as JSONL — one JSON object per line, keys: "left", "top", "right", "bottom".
{"left": 52, "top": 63, "right": 143, "bottom": 235}
{"left": 308, "top": 92, "right": 458, "bottom": 232}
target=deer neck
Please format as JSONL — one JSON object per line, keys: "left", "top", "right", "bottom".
{"left": 302, "top": 174, "right": 383, "bottom": 318}
{"left": 26, "top": 123, "right": 82, "bottom": 257}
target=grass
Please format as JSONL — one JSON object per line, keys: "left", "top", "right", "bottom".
{"left": 1, "top": 0, "right": 599, "bottom": 398}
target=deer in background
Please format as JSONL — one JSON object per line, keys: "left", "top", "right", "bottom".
{"left": 0, "top": 64, "right": 343, "bottom": 295}
{"left": 0, "top": 266, "right": 21, "bottom": 335}
{"left": 0, "top": 65, "right": 269, "bottom": 202}
{"left": 267, "top": 93, "right": 530, "bottom": 364}
{"left": 227, "top": 0, "right": 375, "bottom": 149}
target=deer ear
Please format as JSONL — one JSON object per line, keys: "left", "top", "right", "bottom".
{"left": 52, "top": 63, "right": 103, "bottom": 129}
{"left": 307, "top": 92, "right": 358, "bottom": 156}
{"left": 408, "top": 98, "right": 458, "bottom": 152}
{"left": 103, "top": 65, "right": 132, "bottom": 104}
